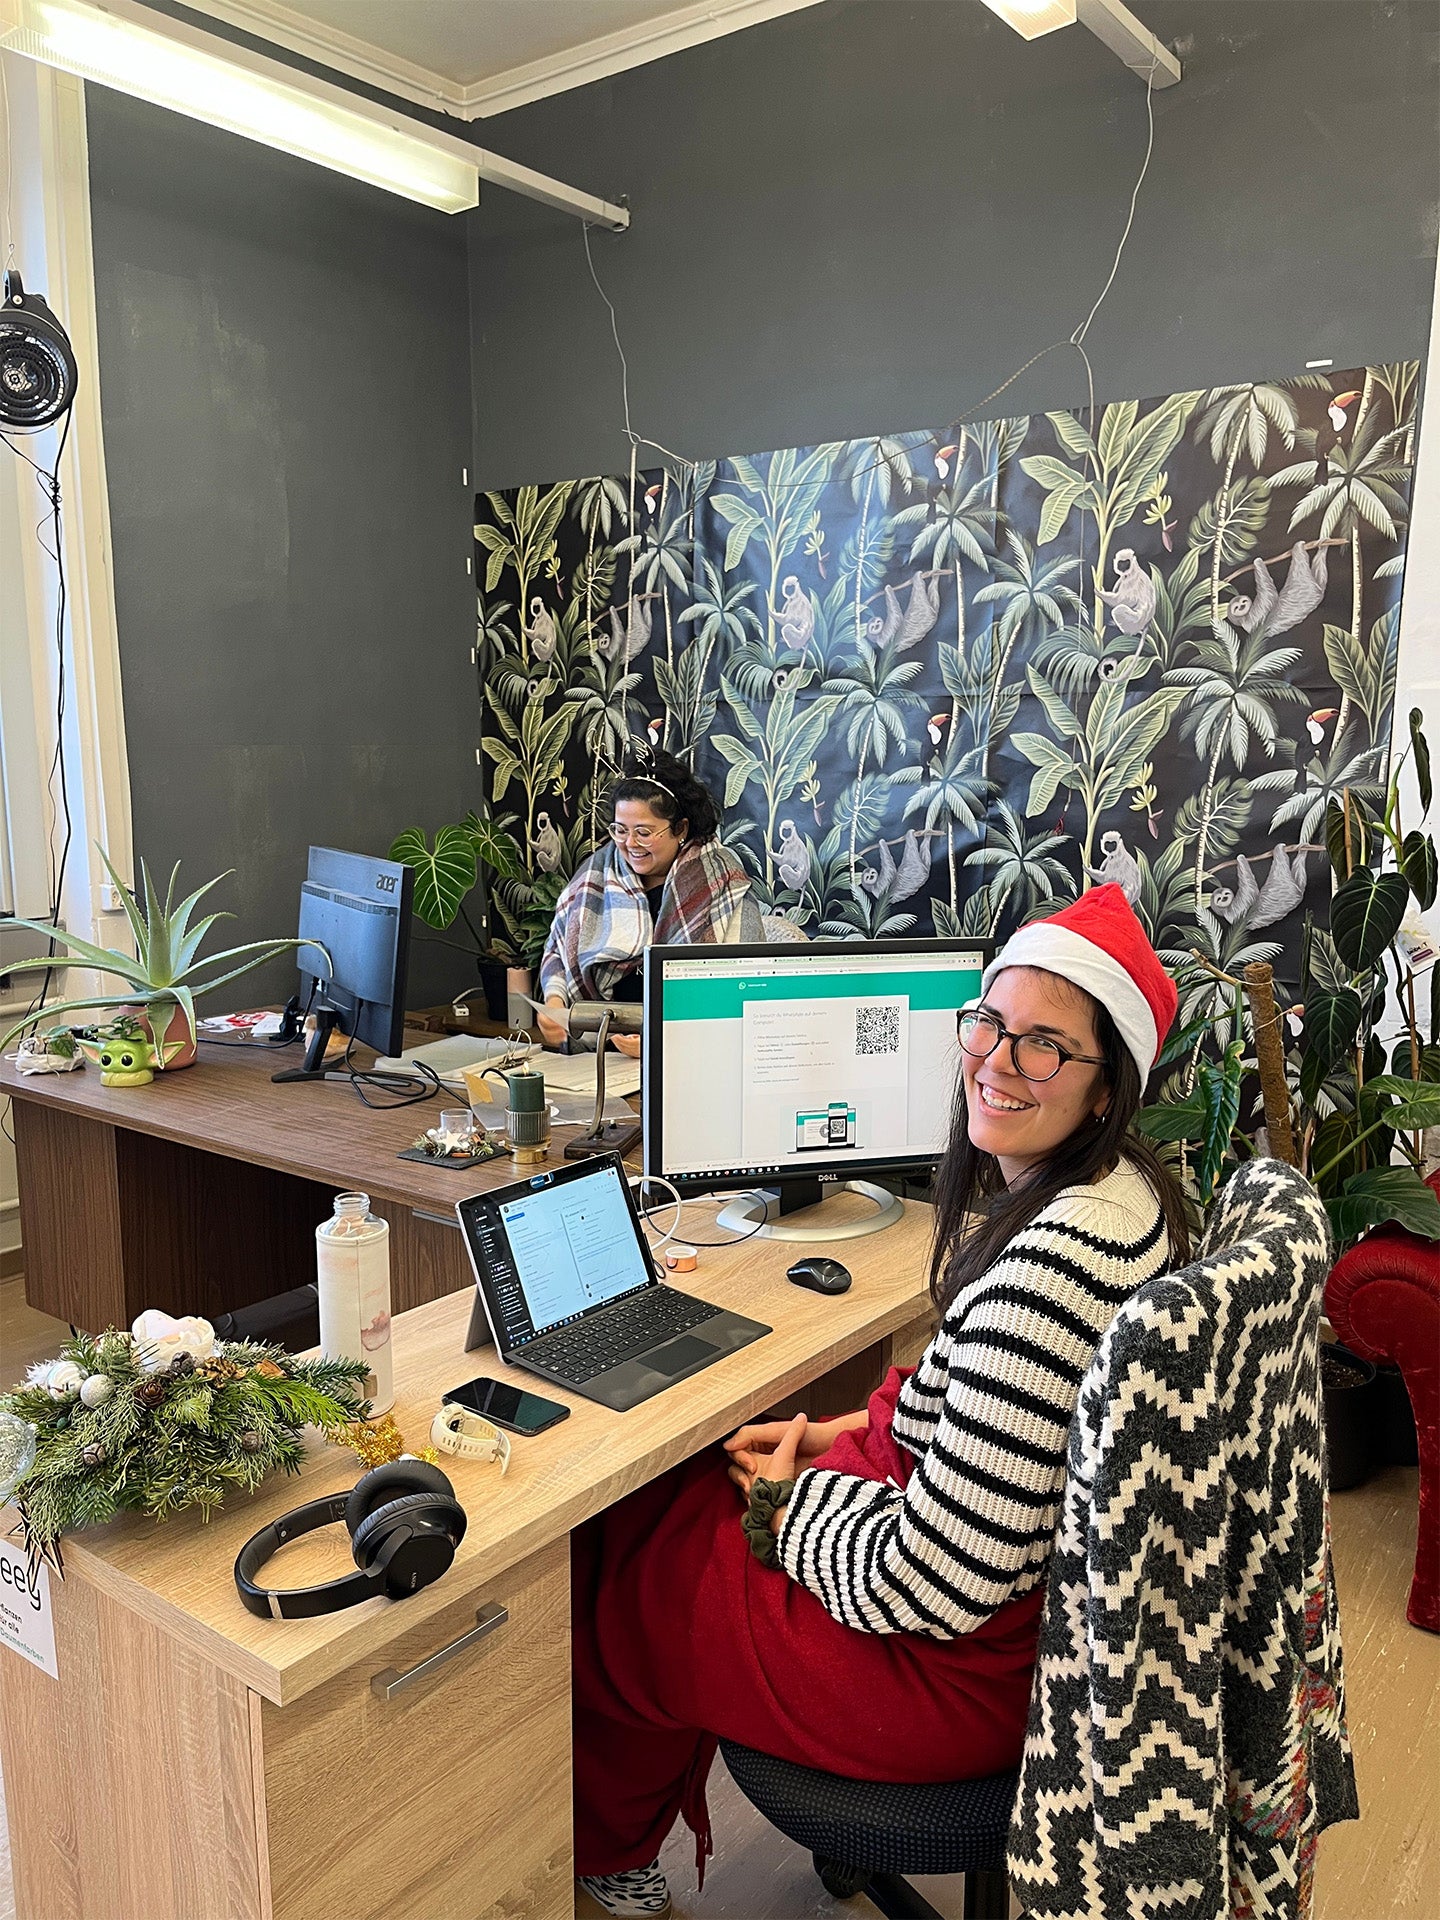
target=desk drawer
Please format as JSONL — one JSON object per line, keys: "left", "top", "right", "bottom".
{"left": 257, "top": 1537, "right": 571, "bottom": 1920}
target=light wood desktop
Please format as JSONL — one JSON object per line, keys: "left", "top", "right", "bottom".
{"left": 0, "top": 1034, "right": 587, "bottom": 1333}
{"left": 0, "top": 1194, "right": 936, "bottom": 1920}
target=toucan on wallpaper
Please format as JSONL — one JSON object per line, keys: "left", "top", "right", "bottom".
{"left": 472, "top": 363, "right": 1417, "bottom": 1024}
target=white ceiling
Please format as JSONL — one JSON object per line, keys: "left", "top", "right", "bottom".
{"left": 187, "top": 0, "right": 826, "bottom": 118}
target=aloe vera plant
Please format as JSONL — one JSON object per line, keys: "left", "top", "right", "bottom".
{"left": 1, "top": 849, "right": 323, "bottom": 1056}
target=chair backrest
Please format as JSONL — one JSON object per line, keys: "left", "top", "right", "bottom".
{"left": 1009, "top": 1159, "right": 1356, "bottom": 1920}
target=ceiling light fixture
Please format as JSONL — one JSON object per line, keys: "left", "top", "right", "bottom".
{"left": 981, "top": 0, "right": 1181, "bottom": 85}
{"left": 0, "top": 0, "right": 630, "bottom": 224}
{"left": 978, "top": 0, "right": 1077, "bottom": 41}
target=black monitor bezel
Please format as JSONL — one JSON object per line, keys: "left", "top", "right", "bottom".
{"left": 642, "top": 936, "right": 993, "bottom": 1199}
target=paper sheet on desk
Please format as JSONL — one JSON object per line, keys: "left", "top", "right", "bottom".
{"left": 536, "top": 1050, "right": 643, "bottom": 1099}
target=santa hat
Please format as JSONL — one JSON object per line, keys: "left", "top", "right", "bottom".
{"left": 981, "top": 883, "right": 1177, "bottom": 1081}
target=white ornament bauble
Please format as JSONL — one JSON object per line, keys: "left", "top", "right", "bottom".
{"left": 45, "top": 1360, "right": 84, "bottom": 1399}
{"left": 79, "top": 1373, "right": 115, "bottom": 1408}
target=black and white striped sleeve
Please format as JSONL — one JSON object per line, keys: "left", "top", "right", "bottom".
{"left": 772, "top": 1201, "right": 1165, "bottom": 1638}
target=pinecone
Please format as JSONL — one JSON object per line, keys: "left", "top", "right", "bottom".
{"left": 135, "top": 1376, "right": 168, "bottom": 1409}
{"left": 238, "top": 1430, "right": 264, "bottom": 1453}
{"left": 200, "top": 1356, "right": 245, "bottom": 1383}
{"left": 79, "top": 1442, "right": 106, "bottom": 1468}
{"left": 168, "top": 1351, "right": 196, "bottom": 1377}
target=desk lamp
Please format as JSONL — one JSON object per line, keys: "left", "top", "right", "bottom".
{"left": 561, "top": 1002, "right": 643, "bottom": 1161}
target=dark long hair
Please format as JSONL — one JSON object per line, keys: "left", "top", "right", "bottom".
{"left": 928, "top": 976, "right": 1190, "bottom": 1317}
{"left": 610, "top": 748, "right": 720, "bottom": 843}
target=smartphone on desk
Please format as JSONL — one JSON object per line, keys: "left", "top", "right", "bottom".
{"left": 444, "top": 1375, "right": 571, "bottom": 1436}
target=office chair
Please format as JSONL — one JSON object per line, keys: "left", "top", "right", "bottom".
{"left": 717, "top": 1740, "right": 1014, "bottom": 1919}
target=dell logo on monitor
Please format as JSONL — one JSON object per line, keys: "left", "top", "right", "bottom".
{"left": 375, "top": 875, "right": 397, "bottom": 894}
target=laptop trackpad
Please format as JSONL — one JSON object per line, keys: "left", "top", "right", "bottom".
{"left": 647, "top": 1334, "right": 718, "bottom": 1375}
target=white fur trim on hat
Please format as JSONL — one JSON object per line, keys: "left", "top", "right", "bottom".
{"left": 982, "top": 923, "right": 1156, "bottom": 1081}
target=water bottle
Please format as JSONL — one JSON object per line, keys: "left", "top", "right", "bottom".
{"left": 315, "top": 1192, "right": 394, "bottom": 1414}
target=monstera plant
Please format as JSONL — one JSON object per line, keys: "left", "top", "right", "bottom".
{"left": 1138, "top": 707, "right": 1440, "bottom": 1251}
{"left": 1, "top": 850, "right": 322, "bottom": 1068}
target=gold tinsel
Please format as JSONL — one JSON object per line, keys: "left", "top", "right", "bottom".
{"left": 335, "top": 1415, "right": 437, "bottom": 1470}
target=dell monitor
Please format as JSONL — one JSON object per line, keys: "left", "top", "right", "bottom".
{"left": 642, "top": 938, "right": 990, "bottom": 1241}
{"left": 273, "top": 846, "right": 413, "bottom": 1083}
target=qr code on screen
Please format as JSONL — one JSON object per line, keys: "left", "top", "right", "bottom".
{"left": 855, "top": 1005, "right": 900, "bottom": 1056}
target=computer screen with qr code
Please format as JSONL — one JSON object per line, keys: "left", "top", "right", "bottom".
{"left": 642, "top": 940, "right": 989, "bottom": 1195}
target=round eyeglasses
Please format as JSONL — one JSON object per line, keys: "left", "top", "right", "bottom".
{"left": 956, "top": 1008, "right": 1106, "bottom": 1084}
{"left": 609, "top": 822, "right": 671, "bottom": 848}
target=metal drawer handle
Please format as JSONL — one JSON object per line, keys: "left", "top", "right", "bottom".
{"left": 411, "top": 1207, "right": 462, "bottom": 1232}
{"left": 370, "top": 1601, "right": 508, "bottom": 1700}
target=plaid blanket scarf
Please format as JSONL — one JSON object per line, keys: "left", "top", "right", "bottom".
{"left": 538, "top": 838, "right": 752, "bottom": 1005}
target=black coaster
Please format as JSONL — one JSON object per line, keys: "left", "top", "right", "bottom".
{"left": 397, "top": 1142, "right": 506, "bottom": 1169}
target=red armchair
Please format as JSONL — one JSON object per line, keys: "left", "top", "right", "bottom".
{"left": 1324, "top": 1168, "right": 1440, "bottom": 1633}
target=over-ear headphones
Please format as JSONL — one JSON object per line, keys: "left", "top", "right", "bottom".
{"left": 233, "top": 1461, "right": 467, "bottom": 1619}
{"left": 0, "top": 270, "right": 79, "bottom": 433}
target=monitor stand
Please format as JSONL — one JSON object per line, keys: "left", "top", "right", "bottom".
{"left": 714, "top": 1176, "right": 904, "bottom": 1244}
{"left": 271, "top": 1008, "right": 342, "bottom": 1084}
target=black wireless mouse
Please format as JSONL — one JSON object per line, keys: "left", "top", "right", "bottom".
{"left": 786, "top": 1256, "right": 852, "bottom": 1295}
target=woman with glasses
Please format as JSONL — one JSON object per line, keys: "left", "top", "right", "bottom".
{"left": 571, "top": 884, "right": 1192, "bottom": 1920}
{"left": 537, "top": 749, "right": 761, "bottom": 1057}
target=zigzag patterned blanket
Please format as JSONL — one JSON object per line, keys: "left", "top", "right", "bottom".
{"left": 1008, "top": 1159, "right": 1359, "bottom": 1920}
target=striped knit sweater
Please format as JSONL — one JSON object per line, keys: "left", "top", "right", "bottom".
{"left": 774, "top": 1158, "right": 1172, "bottom": 1639}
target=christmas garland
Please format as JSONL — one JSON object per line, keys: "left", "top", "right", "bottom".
{"left": 0, "top": 1312, "right": 371, "bottom": 1569}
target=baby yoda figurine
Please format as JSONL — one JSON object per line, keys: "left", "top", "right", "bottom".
{"left": 75, "top": 1013, "right": 171, "bottom": 1086}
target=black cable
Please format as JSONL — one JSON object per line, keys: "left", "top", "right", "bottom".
{"left": 3, "top": 407, "right": 74, "bottom": 1022}
{"left": 339, "top": 1035, "right": 443, "bottom": 1109}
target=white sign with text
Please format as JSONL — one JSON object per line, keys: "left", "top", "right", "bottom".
{"left": 0, "top": 1534, "right": 58, "bottom": 1681}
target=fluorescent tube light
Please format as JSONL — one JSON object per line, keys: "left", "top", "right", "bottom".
{"left": 0, "top": 0, "right": 480, "bottom": 212}
{"left": 978, "top": 0, "right": 1077, "bottom": 40}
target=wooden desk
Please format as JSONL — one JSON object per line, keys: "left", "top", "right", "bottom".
{"left": 0, "top": 1198, "right": 936, "bottom": 1920}
{"left": 0, "top": 1037, "right": 590, "bottom": 1331}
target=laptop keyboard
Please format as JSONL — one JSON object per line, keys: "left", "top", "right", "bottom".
{"left": 529, "top": 1288, "right": 723, "bottom": 1385}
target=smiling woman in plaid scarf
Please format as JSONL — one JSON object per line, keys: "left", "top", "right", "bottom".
{"left": 537, "top": 751, "right": 761, "bottom": 1056}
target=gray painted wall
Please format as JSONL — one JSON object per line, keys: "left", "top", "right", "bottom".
{"left": 87, "top": 86, "right": 479, "bottom": 1013}
{"left": 467, "top": 0, "right": 1439, "bottom": 489}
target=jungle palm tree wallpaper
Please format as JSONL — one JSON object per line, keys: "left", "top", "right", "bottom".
{"left": 473, "top": 362, "right": 1417, "bottom": 1005}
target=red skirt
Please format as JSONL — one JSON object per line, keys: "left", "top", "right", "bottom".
{"left": 571, "top": 1367, "right": 1045, "bottom": 1878}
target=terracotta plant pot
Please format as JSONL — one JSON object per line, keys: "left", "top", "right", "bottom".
{"left": 137, "top": 1000, "right": 197, "bottom": 1069}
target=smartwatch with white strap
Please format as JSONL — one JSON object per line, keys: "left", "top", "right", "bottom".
{"left": 430, "top": 1402, "right": 512, "bottom": 1473}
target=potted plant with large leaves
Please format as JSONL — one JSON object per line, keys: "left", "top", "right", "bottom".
{"left": 1138, "top": 707, "right": 1440, "bottom": 1245}
{"left": 1, "top": 850, "right": 322, "bottom": 1069}
{"left": 388, "top": 814, "right": 569, "bottom": 1024}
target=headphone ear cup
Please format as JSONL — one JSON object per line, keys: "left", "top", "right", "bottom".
{"left": 350, "top": 1492, "right": 467, "bottom": 1572}
{"left": 344, "top": 1460, "right": 457, "bottom": 1538}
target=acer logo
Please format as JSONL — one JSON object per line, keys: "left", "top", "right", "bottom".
{"left": 375, "top": 875, "right": 397, "bottom": 894}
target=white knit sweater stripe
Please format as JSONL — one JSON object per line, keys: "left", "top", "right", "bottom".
{"left": 774, "top": 1160, "right": 1171, "bottom": 1639}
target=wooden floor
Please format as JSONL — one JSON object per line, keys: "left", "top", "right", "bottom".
{"left": 1, "top": 1273, "right": 1435, "bottom": 1920}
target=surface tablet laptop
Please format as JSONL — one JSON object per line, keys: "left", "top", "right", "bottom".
{"left": 455, "top": 1156, "right": 770, "bottom": 1412}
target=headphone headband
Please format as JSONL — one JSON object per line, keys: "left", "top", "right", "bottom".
{"left": 234, "top": 1493, "right": 377, "bottom": 1619}
{"left": 233, "top": 1463, "right": 466, "bottom": 1620}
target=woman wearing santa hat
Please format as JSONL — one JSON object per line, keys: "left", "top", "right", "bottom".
{"left": 573, "top": 884, "right": 1190, "bottom": 1920}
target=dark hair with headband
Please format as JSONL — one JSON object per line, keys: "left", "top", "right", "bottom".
{"left": 609, "top": 748, "right": 720, "bottom": 844}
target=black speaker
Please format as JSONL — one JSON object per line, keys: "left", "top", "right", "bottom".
{"left": 0, "top": 270, "right": 78, "bottom": 433}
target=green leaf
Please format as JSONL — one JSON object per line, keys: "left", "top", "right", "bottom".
{"left": 1036, "top": 479, "right": 1088, "bottom": 548}
{"left": 1327, "top": 1167, "right": 1440, "bottom": 1245}
{"left": 1048, "top": 410, "right": 1096, "bottom": 462}
{"left": 1304, "top": 988, "right": 1362, "bottom": 1070}
{"left": 1321, "top": 623, "right": 1374, "bottom": 724}
{"left": 1324, "top": 796, "right": 1371, "bottom": 881}
{"left": 1096, "top": 398, "right": 1139, "bottom": 473}
{"left": 1401, "top": 828, "right": 1438, "bottom": 911}
{"left": 1308, "top": 1110, "right": 1356, "bottom": 1191}
{"left": 1025, "top": 665, "right": 1081, "bottom": 740}
{"left": 1011, "top": 733, "right": 1079, "bottom": 817}
{"left": 1359, "top": 1075, "right": 1440, "bottom": 1130}
{"left": 1410, "top": 706, "right": 1432, "bottom": 814}
{"left": 1330, "top": 865, "right": 1408, "bottom": 970}
{"left": 1196, "top": 1044, "right": 1244, "bottom": 1202}
{"left": 1132, "top": 1096, "right": 1205, "bottom": 1143}
{"left": 462, "top": 813, "right": 524, "bottom": 881}
{"left": 1020, "top": 454, "right": 1084, "bottom": 493}
{"left": 388, "top": 826, "right": 477, "bottom": 931}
